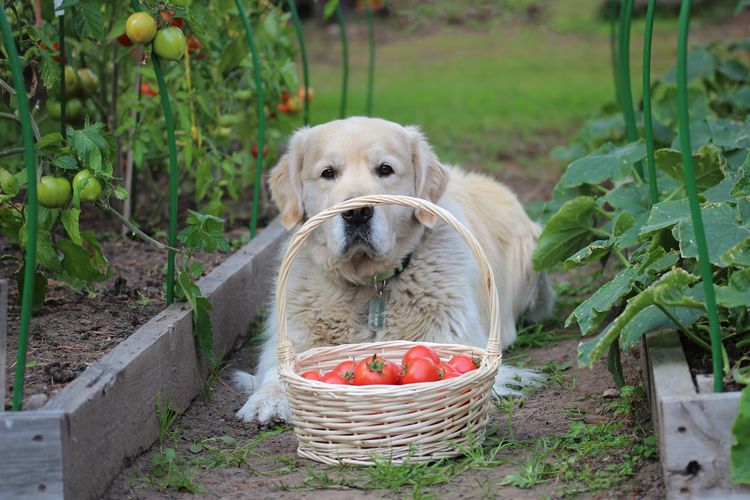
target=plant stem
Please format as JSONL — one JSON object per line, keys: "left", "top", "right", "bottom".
{"left": 0, "top": 146, "right": 24, "bottom": 158}
{"left": 0, "top": 110, "right": 42, "bottom": 141}
{"left": 655, "top": 303, "right": 711, "bottom": 353}
{"left": 642, "top": 0, "right": 659, "bottom": 205}
{"left": 287, "top": 0, "right": 310, "bottom": 126}
{"left": 336, "top": 4, "right": 348, "bottom": 119}
{"left": 612, "top": 247, "right": 630, "bottom": 267}
{"left": 98, "top": 202, "right": 182, "bottom": 254}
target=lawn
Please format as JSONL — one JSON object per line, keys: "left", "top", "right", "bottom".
{"left": 301, "top": 0, "right": 730, "bottom": 171}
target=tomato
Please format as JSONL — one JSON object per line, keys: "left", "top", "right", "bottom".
{"left": 64, "top": 66, "right": 78, "bottom": 93}
{"left": 332, "top": 360, "right": 356, "bottom": 382}
{"left": 286, "top": 96, "right": 302, "bottom": 113}
{"left": 126, "top": 12, "right": 157, "bottom": 44}
{"left": 401, "top": 358, "right": 440, "bottom": 384}
{"left": 402, "top": 345, "right": 440, "bottom": 367}
{"left": 215, "top": 126, "right": 232, "bottom": 138}
{"left": 37, "top": 176, "right": 72, "bottom": 208}
{"left": 447, "top": 355, "right": 480, "bottom": 374}
{"left": 40, "top": 40, "right": 64, "bottom": 63}
{"left": 73, "top": 169, "right": 102, "bottom": 202}
{"left": 76, "top": 68, "right": 99, "bottom": 95}
{"left": 322, "top": 372, "right": 349, "bottom": 385}
{"left": 46, "top": 99, "right": 61, "bottom": 120}
{"left": 140, "top": 82, "right": 158, "bottom": 96}
{"left": 353, "top": 354, "right": 399, "bottom": 385}
{"left": 117, "top": 33, "right": 133, "bottom": 47}
{"left": 280, "top": 90, "right": 291, "bottom": 103}
{"left": 235, "top": 89, "right": 253, "bottom": 101}
{"left": 186, "top": 35, "right": 201, "bottom": 53}
{"left": 437, "top": 363, "right": 458, "bottom": 379}
{"left": 301, "top": 370, "right": 323, "bottom": 381}
{"left": 440, "top": 371, "right": 462, "bottom": 381}
{"left": 296, "top": 85, "right": 314, "bottom": 102}
{"left": 218, "top": 114, "right": 242, "bottom": 127}
{"left": 160, "top": 10, "right": 184, "bottom": 29}
{"left": 153, "top": 27, "right": 186, "bottom": 61}
{"left": 277, "top": 103, "right": 290, "bottom": 114}
{"left": 251, "top": 144, "right": 269, "bottom": 158}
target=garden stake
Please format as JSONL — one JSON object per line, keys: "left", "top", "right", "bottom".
{"left": 235, "top": 0, "right": 266, "bottom": 239}
{"left": 130, "top": 0, "right": 178, "bottom": 304}
{"left": 336, "top": 4, "right": 349, "bottom": 118}
{"left": 1, "top": 7, "right": 39, "bottom": 411}
{"left": 642, "top": 0, "right": 659, "bottom": 204}
{"left": 677, "top": 0, "right": 724, "bottom": 393}
{"left": 58, "top": 8, "right": 66, "bottom": 139}
{"left": 617, "top": 0, "right": 643, "bottom": 179}
{"left": 365, "top": 1, "right": 375, "bottom": 116}
{"left": 287, "top": 0, "right": 310, "bottom": 126}
{"left": 609, "top": 0, "right": 620, "bottom": 105}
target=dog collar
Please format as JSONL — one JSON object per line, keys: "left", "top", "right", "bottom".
{"left": 372, "top": 254, "right": 412, "bottom": 284}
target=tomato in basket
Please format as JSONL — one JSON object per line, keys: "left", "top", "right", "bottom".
{"left": 322, "top": 372, "right": 350, "bottom": 384}
{"left": 437, "top": 363, "right": 458, "bottom": 379}
{"left": 448, "top": 355, "right": 480, "bottom": 373}
{"left": 353, "top": 354, "right": 400, "bottom": 385}
{"left": 301, "top": 370, "right": 323, "bottom": 381}
{"left": 402, "top": 345, "right": 440, "bottom": 367}
{"left": 332, "top": 360, "right": 357, "bottom": 383}
{"left": 401, "top": 358, "right": 440, "bottom": 384}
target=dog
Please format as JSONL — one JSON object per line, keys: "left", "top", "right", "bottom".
{"left": 235, "top": 117, "right": 554, "bottom": 424}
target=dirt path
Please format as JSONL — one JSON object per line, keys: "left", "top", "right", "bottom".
{"left": 105, "top": 329, "right": 662, "bottom": 499}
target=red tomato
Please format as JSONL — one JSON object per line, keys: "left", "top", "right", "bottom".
{"left": 140, "top": 82, "right": 158, "bottom": 96}
{"left": 322, "top": 372, "right": 349, "bottom": 385}
{"left": 251, "top": 144, "right": 269, "bottom": 158}
{"left": 401, "top": 358, "right": 440, "bottom": 384}
{"left": 277, "top": 103, "right": 290, "bottom": 114}
{"left": 447, "top": 355, "right": 480, "bottom": 374}
{"left": 402, "top": 345, "right": 440, "bottom": 367}
{"left": 353, "top": 355, "right": 399, "bottom": 385}
{"left": 186, "top": 35, "right": 202, "bottom": 52}
{"left": 280, "top": 90, "right": 291, "bottom": 103}
{"left": 332, "top": 360, "right": 356, "bottom": 383}
{"left": 116, "top": 33, "right": 133, "bottom": 47}
{"left": 440, "top": 371, "right": 462, "bottom": 381}
{"left": 160, "top": 10, "right": 184, "bottom": 28}
{"left": 437, "top": 363, "right": 458, "bottom": 379}
{"left": 301, "top": 370, "right": 323, "bottom": 381}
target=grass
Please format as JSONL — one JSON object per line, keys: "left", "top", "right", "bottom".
{"left": 301, "top": 0, "right": 718, "bottom": 170}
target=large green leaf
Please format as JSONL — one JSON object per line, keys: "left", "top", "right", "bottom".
{"left": 676, "top": 203, "right": 750, "bottom": 266}
{"left": 567, "top": 267, "right": 639, "bottom": 335}
{"left": 653, "top": 84, "right": 711, "bottom": 128}
{"left": 720, "top": 238, "right": 750, "bottom": 268}
{"left": 61, "top": 208, "right": 82, "bottom": 246}
{"left": 654, "top": 144, "right": 726, "bottom": 190}
{"left": 58, "top": 239, "right": 108, "bottom": 282}
{"left": 15, "top": 265, "right": 48, "bottom": 315}
{"left": 578, "top": 269, "right": 699, "bottom": 367}
{"left": 0, "top": 168, "right": 19, "bottom": 196}
{"left": 672, "top": 118, "right": 750, "bottom": 153}
{"left": 731, "top": 385, "right": 750, "bottom": 485}
{"left": 177, "top": 210, "right": 229, "bottom": 253}
{"left": 532, "top": 197, "right": 598, "bottom": 271}
{"left": 620, "top": 302, "right": 705, "bottom": 350}
{"left": 564, "top": 212, "right": 635, "bottom": 269}
{"left": 662, "top": 48, "right": 719, "bottom": 83}
{"left": 639, "top": 199, "right": 690, "bottom": 235}
{"left": 716, "top": 269, "right": 750, "bottom": 307}
{"left": 559, "top": 141, "right": 646, "bottom": 188}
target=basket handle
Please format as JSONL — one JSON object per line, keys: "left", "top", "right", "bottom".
{"left": 276, "top": 195, "right": 503, "bottom": 367}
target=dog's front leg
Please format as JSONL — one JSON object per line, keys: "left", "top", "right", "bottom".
{"left": 234, "top": 327, "right": 292, "bottom": 424}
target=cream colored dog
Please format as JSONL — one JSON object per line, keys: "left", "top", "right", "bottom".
{"left": 235, "top": 117, "right": 553, "bottom": 424}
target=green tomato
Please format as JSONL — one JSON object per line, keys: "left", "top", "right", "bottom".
{"left": 66, "top": 98, "right": 84, "bottom": 121}
{"left": 152, "top": 27, "right": 186, "bottom": 61}
{"left": 46, "top": 99, "right": 62, "bottom": 120}
{"left": 73, "top": 169, "right": 102, "bottom": 202}
{"left": 76, "top": 68, "right": 99, "bottom": 94}
{"left": 37, "top": 176, "right": 72, "bottom": 208}
{"left": 126, "top": 12, "right": 157, "bottom": 44}
{"left": 235, "top": 89, "right": 253, "bottom": 101}
{"left": 218, "top": 114, "right": 243, "bottom": 126}
{"left": 64, "top": 66, "right": 78, "bottom": 93}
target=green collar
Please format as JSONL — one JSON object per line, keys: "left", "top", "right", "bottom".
{"left": 373, "top": 254, "right": 412, "bottom": 284}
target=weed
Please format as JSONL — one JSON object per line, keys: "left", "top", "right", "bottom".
{"left": 155, "top": 393, "right": 179, "bottom": 449}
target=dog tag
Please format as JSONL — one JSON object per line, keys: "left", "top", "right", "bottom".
{"left": 368, "top": 282, "right": 387, "bottom": 331}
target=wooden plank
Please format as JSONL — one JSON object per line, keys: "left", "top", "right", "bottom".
{"left": 38, "top": 219, "right": 287, "bottom": 500}
{"left": 1, "top": 279, "right": 6, "bottom": 409}
{"left": 661, "top": 393, "right": 748, "bottom": 499}
{"left": 0, "top": 411, "right": 65, "bottom": 499}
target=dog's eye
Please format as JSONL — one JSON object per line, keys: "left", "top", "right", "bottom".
{"left": 321, "top": 167, "right": 336, "bottom": 180}
{"left": 376, "top": 163, "right": 394, "bottom": 177}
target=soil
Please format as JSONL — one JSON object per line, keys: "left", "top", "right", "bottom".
{"left": 104, "top": 337, "right": 663, "bottom": 499}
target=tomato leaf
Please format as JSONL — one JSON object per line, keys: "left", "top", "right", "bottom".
{"left": 35, "top": 132, "right": 63, "bottom": 151}
{"left": 177, "top": 271, "right": 215, "bottom": 366}
{"left": 61, "top": 208, "right": 82, "bottom": 246}
{"left": 53, "top": 154, "right": 79, "bottom": 170}
{"left": 0, "top": 168, "right": 19, "bottom": 196}
{"left": 15, "top": 265, "right": 48, "bottom": 315}
{"left": 177, "top": 210, "right": 229, "bottom": 253}
{"left": 532, "top": 196, "right": 598, "bottom": 271}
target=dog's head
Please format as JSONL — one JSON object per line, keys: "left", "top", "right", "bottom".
{"left": 269, "top": 117, "right": 448, "bottom": 284}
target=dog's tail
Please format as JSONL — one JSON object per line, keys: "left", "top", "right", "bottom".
{"left": 493, "top": 364, "right": 546, "bottom": 397}
{"left": 232, "top": 370, "right": 256, "bottom": 395}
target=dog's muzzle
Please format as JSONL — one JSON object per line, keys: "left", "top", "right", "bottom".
{"left": 342, "top": 206, "right": 374, "bottom": 252}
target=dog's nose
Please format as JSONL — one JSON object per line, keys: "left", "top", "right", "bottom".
{"left": 342, "top": 206, "right": 373, "bottom": 225}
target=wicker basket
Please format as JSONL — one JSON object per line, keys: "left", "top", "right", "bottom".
{"left": 276, "top": 195, "right": 502, "bottom": 465}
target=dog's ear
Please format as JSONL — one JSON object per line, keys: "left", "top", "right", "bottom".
{"left": 270, "top": 127, "right": 310, "bottom": 229}
{"left": 406, "top": 125, "right": 448, "bottom": 227}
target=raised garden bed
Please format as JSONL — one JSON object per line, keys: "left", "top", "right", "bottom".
{"left": 643, "top": 329, "right": 750, "bottom": 498}
{"left": 0, "top": 219, "right": 286, "bottom": 499}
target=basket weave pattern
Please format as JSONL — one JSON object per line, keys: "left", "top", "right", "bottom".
{"left": 276, "top": 195, "right": 502, "bottom": 465}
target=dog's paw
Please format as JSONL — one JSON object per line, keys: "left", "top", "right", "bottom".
{"left": 493, "top": 365, "right": 547, "bottom": 397}
{"left": 235, "top": 380, "right": 292, "bottom": 424}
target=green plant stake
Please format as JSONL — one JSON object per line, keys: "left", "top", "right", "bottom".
{"left": 365, "top": 1, "right": 375, "bottom": 116}
{"left": 58, "top": 12, "right": 66, "bottom": 139}
{"left": 336, "top": 4, "right": 348, "bottom": 119}
{"left": 609, "top": 0, "right": 620, "bottom": 105}
{"left": 287, "top": 0, "right": 310, "bottom": 126}
{"left": 235, "top": 0, "right": 266, "bottom": 239}
{"left": 677, "top": 0, "right": 723, "bottom": 393}
{"left": 617, "top": 0, "right": 643, "bottom": 179}
{"left": 130, "top": 0, "right": 178, "bottom": 304}
{"left": 642, "top": 0, "right": 658, "bottom": 204}
{"left": 1, "top": 8, "right": 39, "bottom": 411}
